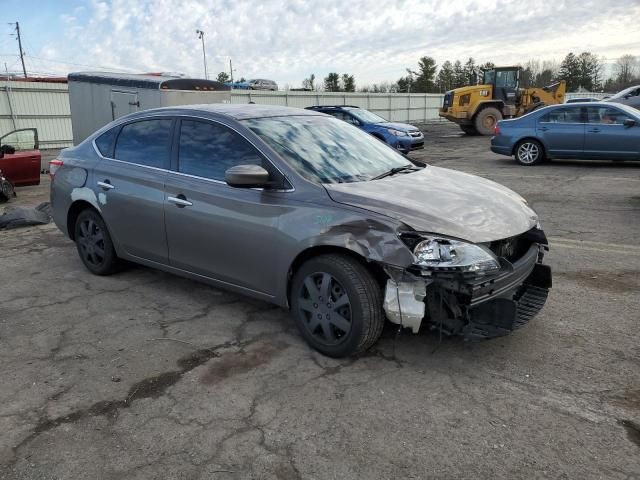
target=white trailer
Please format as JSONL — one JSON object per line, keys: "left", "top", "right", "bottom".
{"left": 68, "top": 72, "right": 231, "bottom": 144}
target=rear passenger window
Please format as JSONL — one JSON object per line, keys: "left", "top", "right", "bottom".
{"left": 95, "top": 128, "right": 117, "bottom": 157}
{"left": 114, "top": 119, "right": 173, "bottom": 168}
{"left": 540, "top": 108, "right": 582, "bottom": 124}
{"left": 178, "top": 120, "right": 263, "bottom": 181}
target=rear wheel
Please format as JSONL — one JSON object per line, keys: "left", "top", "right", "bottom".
{"left": 459, "top": 125, "right": 478, "bottom": 135}
{"left": 290, "top": 254, "right": 384, "bottom": 357}
{"left": 474, "top": 107, "right": 502, "bottom": 135}
{"left": 74, "top": 209, "right": 120, "bottom": 275}
{"left": 515, "top": 139, "right": 544, "bottom": 166}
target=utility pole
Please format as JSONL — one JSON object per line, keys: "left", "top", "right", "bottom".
{"left": 196, "top": 29, "right": 208, "bottom": 79}
{"left": 229, "top": 58, "right": 234, "bottom": 85}
{"left": 11, "top": 22, "right": 27, "bottom": 78}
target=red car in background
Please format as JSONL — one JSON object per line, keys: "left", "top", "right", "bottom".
{"left": 0, "top": 128, "right": 41, "bottom": 186}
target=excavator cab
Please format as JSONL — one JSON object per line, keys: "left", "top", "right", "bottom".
{"left": 483, "top": 67, "right": 520, "bottom": 105}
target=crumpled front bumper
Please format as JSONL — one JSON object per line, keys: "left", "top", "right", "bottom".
{"left": 384, "top": 243, "right": 552, "bottom": 340}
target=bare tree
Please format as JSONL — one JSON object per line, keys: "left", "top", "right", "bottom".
{"left": 615, "top": 54, "right": 637, "bottom": 86}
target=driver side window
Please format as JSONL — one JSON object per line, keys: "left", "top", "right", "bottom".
{"left": 178, "top": 120, "right": 264, "bottom": 181}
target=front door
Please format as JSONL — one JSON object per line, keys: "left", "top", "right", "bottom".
{"left": 94, "top": 117, "right": 173, "bottom": 263}
{"left": 584, "top": 106, "right": 639, "bottom": 160}
{"left": 164, "top": 118, "right": 284, "bottom": 296}
{"left": 536, "top": 106, "right": 585, "bottom": 157}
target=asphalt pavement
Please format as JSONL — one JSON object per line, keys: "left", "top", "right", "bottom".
{"left": 1, "top": 122, "right": 639, "bottom": 479}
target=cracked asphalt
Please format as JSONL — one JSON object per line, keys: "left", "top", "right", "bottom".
{"left": 1, "top": 122, "right": 639, "bottom": 479}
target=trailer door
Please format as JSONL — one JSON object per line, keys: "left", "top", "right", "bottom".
{"left": 110, "top": 90, "right": 140, "bottom": 120}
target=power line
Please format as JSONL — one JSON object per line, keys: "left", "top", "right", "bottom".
{"left": 24, "top": 54, "right": 138, "bottom": 73}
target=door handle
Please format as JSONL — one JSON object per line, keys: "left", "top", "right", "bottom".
{"left": 97, "top": 180, "right": 114, "bottom": 190}
{"left": 539, "top": 127, "right": 548, "bottom": 131}
{"left": 588, "top": 128, "right": 600, "bottom": 133}
{"left": 167, "top": 195, "right": 193, "bottom": 208}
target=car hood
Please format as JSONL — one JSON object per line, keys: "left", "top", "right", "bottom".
{"left": 376, "top": 122, "right": 420, "bottom": 132}
{"left": 324, "top": 166, "right": 538, "bottom": 243}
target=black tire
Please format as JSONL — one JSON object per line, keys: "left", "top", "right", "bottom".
{"left": 74, "top": 209, "right": 120, "bottom": 275}
{"left": 291, "top": 254, "right": 384, "bottom": 357}
{"left": 0, "top": 179, "right": 13, "bottom": 203}
{"left": 474, "top": 107, "right": 502, "bottom": 135}
{"left": 514, "top": 139, "right": 545, "bottom": 166}
{"left": 459, "top": 125, "right": 478, "bottom": 135}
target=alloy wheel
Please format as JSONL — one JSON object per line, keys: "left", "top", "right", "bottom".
{"left": 77, "top": 218, "right": 106, "bottom": 266}
{"left": 298, "top": 272, "right": 352, "bottom": 346}
{"left": 517, "top": 142, "right": 540, "bottom": 164}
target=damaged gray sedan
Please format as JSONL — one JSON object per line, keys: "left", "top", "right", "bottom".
{"left": 50, "top": 104, "right": 551, "bottom": 357}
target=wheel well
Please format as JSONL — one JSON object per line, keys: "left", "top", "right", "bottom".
{"left": 286, "top": 246, "right": 388, "bottom": 307}
{"left": 370, "top": 132, "right": 386, "bottom": 142}
{"left": 66, "top": 200, "right": 97, "bottom": 240}
{"left": 472, "top": 102, "right": 504, "bottom": 119}
{"left": 512, "top": 137, "right": 546, "bottom": 157}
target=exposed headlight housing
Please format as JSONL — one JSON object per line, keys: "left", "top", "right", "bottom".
{"left": 388, "top": 129, "right": 408, "bottom": 137}
{"left": 412, "top": 236, "right": 500, "bottom": 274}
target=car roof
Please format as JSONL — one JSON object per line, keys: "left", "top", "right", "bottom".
{"left": 120, "top": 103, "right": 324, "bottom": 121}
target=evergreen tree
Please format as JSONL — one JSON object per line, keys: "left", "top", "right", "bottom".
{"left": 453, "top": 60, "right": 466, "bottom": 88}
{"left": 437, "top": 60, "right": 455, "bottom": 92}
{"left": 323, "top": 73, "right": 341, "bottom": 92}
{"left": 341, "top": 74, "right": 356, "bottom": 92}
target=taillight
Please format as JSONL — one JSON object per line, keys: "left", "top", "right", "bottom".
{"left": 49, "top": 159, "right": 64, "bottom": 179}
{"left": 494, "top": 124, "right": 501, "bottom": 135}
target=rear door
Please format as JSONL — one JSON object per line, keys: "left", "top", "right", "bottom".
{"left": 93, "top": 117, "right": 173, "bottom": 263}
{"left": 164, "top": 118, "right": 284, "bottom": 296}
{"left": 536, "top": 106, "right": 585, "bottom": 157}
{"left": 584, "top": 106, "right": 639, "bottom": 160}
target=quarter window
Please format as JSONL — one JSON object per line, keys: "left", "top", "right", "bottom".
{"left": 586, "top": 107, "right": 631, "bottom": 125}
{"left": 114, "top": 119, "right": 173, "bottom": 168}
{"left": 95, "top": 128, "right": 117, "bottom": 157}
{"left": 178, "top": 120, "right": 264, "bottom": 181}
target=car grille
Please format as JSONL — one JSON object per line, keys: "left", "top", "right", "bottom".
{"left": 513, "top": 285, "right": 548, "bottom": 329}
{"left": 488, "top": 234, "right": 532, "bottom": 263}
{"left": 410, "top": 141, "right": 424, "bottom": 150}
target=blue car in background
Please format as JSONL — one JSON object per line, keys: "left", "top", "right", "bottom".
{"left": 305, "top": 106, "right": 424, "bottom": 154}
{"left": 491, "top": 102, "right": 640, "bottom": 165}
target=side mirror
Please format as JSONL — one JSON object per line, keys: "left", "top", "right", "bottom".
{"left": 623, "top": 118, "right": 636, "bottom": 128}
{"left": 225, "top": 164, "right": 271, "bottom": 188}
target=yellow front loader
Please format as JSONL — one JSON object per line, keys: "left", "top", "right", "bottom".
{"left": 439, "top": 66, "right": 566, "bottom": 135}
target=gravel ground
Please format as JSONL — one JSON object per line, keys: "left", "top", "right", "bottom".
{"left": 1, "top": 122, "right": 639, "bottom": 479}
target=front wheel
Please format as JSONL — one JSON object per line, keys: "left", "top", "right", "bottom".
{"left": 474, "top": 107, "right": 502, "bottom": 135}
{"left": 74, "top": 209, "right": 121, "bottom": 275}
{"left": 515, "top": 139, "right": 545, "bottom": 166}
{"left": 290, "top": 254, "right": 384, "bottom": 357}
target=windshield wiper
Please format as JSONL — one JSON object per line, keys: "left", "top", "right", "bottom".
{"left": 371, "top": 164, "right": 420, "bottom": 181}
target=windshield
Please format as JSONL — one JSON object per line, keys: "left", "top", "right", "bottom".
{"left": 483, "top": 69, "right": 495, "bottom": 85}
{"left": 348, "top": 109, "right": 387, "bottom": 124}
{"left": 611, "top": 86, "right": 639, "bottom": 99}
{"left": 243, "top": 115, "right": 411, "bottom": 184}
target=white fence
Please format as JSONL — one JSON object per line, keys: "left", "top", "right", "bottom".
{"left": 0, "top": 81, "right": 608, "bottom": 149}
{"left": 231, "top": 91, "right": 445, "bottom": 123}
{"left": 1, "top": 81, "right": 72, "bottom": 149}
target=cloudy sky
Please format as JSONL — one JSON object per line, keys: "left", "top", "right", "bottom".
{"left": 2, "top": 0, "right": 639, "bottom": 87}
